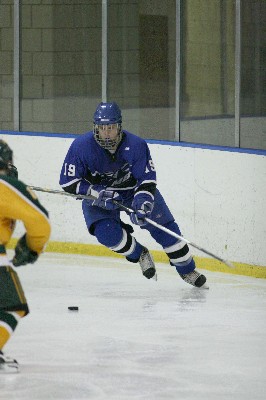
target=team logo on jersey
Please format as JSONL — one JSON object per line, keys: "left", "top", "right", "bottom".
{"left": 98, "top": 163, "right": 136, "bottom": 189}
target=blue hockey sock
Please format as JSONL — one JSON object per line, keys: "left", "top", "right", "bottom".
{"left": 94, "top": 219, "right": 123, "bottom": 247}
{"left": 93, "top": 219, "right": 142, "bottom": 260}
{"left": 147, "top": 220, "right": 195, "bottom": 274}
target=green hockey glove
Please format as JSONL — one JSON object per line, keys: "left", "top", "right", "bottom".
{"left": 12, "top": 234, "right": 38, "bottom": 267}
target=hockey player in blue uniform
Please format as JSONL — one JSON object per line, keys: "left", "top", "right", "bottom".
{"left": 59, "top": 102, "right": 207, "bottom": 288}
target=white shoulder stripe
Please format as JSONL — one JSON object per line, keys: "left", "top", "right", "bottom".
{"left": 61, "top": 178, "right": 80, "bottom": 188}
{"left": 136, "top": 190, "right": 154, "bottom": 200}
{"left": 140, "top": 179, "right": 157, "bottom": 185}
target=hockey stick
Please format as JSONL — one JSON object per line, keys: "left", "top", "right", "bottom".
{"left": 28, "top": 185, "right": 234, "bottom": 268}
{"left": 28, "top": 186, "right": 95, "bottom": 200}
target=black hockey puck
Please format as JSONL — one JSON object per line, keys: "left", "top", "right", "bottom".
{"left": 68, "top": 306, "right": 79, "bottom": 311}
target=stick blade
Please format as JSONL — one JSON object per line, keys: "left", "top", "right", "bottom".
{"left": 152, "top": 272, "right": 158, "bottom": 281}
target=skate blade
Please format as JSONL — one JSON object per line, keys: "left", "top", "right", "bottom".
{"left": 152, "top": 272, "right": 158, "bottom": 281}
{"left": 0, "top": 365, "right": 20, "bottom": 374}
{"left": 200, "top": 283, "right": 209, "bottom": 290}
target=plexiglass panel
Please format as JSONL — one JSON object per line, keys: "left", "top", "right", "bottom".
{"left": 0, "top": 1, "right": 14, "bottom": 130}
{"left": 180, "top": 0, "right": 236, "bottom": 146}
{"left": 6, "top": 0, "right": 265, "bottom": 149}
{"left": 240, "top": 1, "right": 266, "bottom": 150}
{"left": 20, "top": 1, "right": 102, "bottom": 134}
{"left": 107, "top": 0, "right": 176, "bottom": 140}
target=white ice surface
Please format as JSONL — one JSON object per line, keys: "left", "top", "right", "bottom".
{"left": 1, "top": 253, "right": 266, "bottom": 400}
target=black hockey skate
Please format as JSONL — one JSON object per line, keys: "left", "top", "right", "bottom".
{"left": 179, "top": 269, "right": 208, "bottom": 289}
{"left": 0, "top": 351, "right": 19, "bottom": 373}
{"left": 139, "top": 247, "right": 157, "bottom": 280}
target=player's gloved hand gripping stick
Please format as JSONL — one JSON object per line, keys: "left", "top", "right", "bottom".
{"left": 28, "top": 185, "right": 234, "bottom": 269}
{"left": 130, "top": 192, "right": 154, "bottom": 226}
{"left": 89, "top": 184, "right": 122, "bottom": 210}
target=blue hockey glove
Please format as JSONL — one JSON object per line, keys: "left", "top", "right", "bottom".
{"left": 90, "top": 185, "right": 121, "bottom": 210}
{"left": 130, "top": 192, "right": 154, "bottom": 226}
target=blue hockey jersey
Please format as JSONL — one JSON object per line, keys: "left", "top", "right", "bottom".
{"left": 59, "top": 130, "right": 157, "bottom": 201}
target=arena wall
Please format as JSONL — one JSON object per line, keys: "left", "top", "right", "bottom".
{"left": 1, "top": 132, "right": 265, "bottom": 277}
